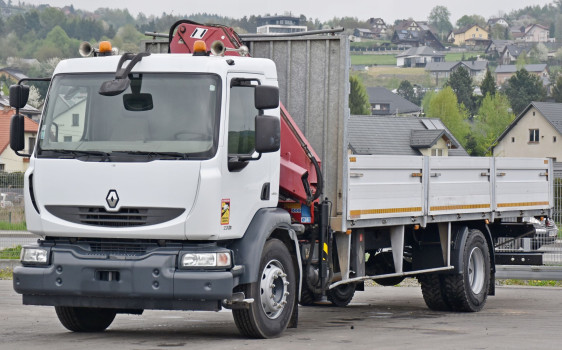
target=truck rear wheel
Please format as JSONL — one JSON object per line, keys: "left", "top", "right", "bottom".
{"left": 443, "top": 229, "right": 490, "bottom": 312}
{"left": 233, "top": 238, "right": 297, "bottom": 338}
{"left": 418, "top": 274, "right": 452, "bottom": 311}
{"left": 55, "top": 306, "right": 116, "bottom": 332}
{"left": 299, "top": 285, "right": 317, "bottom": 306}
{"left": 327, "top": 283, "right": 356, "bottom": 307}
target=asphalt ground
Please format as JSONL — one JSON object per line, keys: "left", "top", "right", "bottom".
{"left": 1, "top": 280, "right": 561, "bottom": 349}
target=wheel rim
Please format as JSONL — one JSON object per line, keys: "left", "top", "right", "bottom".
{"left": 260, "top": 259, "right": 290, "bottom": 320}
{"left": 468, "top": 247, "right": 485, "bottom": 294}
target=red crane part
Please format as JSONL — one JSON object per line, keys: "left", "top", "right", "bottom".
{"left": 169, "top": 20, "right": 244, "bottom": 55}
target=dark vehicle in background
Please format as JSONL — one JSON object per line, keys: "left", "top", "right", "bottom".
{"left": 495, "top": 217, "right": 558, "bottom": 251}
{"left": 530, "top": 217, "right": 559, "bottom": 249}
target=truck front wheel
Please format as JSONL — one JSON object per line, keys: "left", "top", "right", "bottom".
{"left": 55, "top": 306, "right": 116, "bottom": 332}
{"left": 233, "top": 238, "right": 297, "bottom": 338}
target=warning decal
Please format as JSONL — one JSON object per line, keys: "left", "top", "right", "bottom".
{"left": 221, "top": 199, "right": 230, "bottom": 225}
{"left": 190, "top": 28, "right": 208, "bottom": 39}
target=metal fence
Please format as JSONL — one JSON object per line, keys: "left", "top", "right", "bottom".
{"left": 0, "top": 174, "right": 30, "bottom": 260}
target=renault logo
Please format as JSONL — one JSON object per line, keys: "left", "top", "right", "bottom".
{"left": 106, "top": 190, "right": 119, "bottom": 209}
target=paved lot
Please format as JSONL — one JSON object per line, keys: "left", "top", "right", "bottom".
{"left": 1, "top": 280, "right": 562, "bottom": 349}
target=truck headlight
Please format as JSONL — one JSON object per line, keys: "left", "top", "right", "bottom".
{"left": 21, "top": 247, "right": 49, "bottom": 265}
{"left": 181, "top": 252, "right": 231, "bottom": 268}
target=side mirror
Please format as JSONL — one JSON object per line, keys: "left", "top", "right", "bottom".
{"left": 255, "top": 85, "right": 279, "bottom": 110}
{"left": 255, "top": 115, "right": 280, "bottom": 153}
{"left": 9, "top": 85, "right": 30, "bottom": 109}
{"left": 10, "top": 114, "right": 26, "bottom": 153}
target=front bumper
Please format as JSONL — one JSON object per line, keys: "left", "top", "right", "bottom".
{"left": 13, "top": 246, "right": 243, "bottom": 311}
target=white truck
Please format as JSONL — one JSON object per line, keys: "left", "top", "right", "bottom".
{"left": 9, "top": 22, "right": 554, "bottom": 338}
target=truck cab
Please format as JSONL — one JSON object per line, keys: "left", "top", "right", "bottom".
{"left": 12, "top": 51, "right": 298, "bottom": 338}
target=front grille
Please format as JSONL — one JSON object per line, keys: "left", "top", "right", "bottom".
{"left": 89, "top": 241, "right": 147, "bottom": 254}
{"left": 46, "top": 206, "right": 185, "bottom": 227}
{"left": 80, "top": 207, "right": 147, "bottom": 227}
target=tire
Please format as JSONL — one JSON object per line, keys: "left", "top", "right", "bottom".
{"left": 366, "top": 251, "right": 406, "bottom": 286}
{"left": 327, "top": 283, "right": 356, "bottom": 307}
{"left": 233, "top": 239, "right": 297, "bottom": 338}
{"left": 418, "top": 274, "right": 452, "bottom": 311}
{"left": 55, "top": 306, "right": 116, "bottom": 332}
{"left": 443, "top": 229, "right": 491, "bottom": 312}
{"left": 299, "top": 285, "right": 317, "bottom": 306}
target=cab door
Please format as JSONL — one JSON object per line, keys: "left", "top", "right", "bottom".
{"left": 219, "top": 74, "right": 280, "bottom": 239}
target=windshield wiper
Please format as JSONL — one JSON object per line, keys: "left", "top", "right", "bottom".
{"left": 111, "top": 151, "right": 189, "bottom": 160}
{"left": 41, "top": 149, "right": 111, "bottom": 160}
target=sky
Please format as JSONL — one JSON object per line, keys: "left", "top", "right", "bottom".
{"left": 21, "top": 0, "right": 555, "bottom": 23}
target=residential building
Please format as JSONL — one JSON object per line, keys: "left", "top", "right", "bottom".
{"left": 369, "top": 18, "right": 387, "bottom": 30}
{"left": 425, "top": 60, "right": 488, "bottom": 85}
{"left": 256, "top": 15, "right": 307, "bottom": 34}
{"left": 0, "top": 96, "right": 41, "bottom": 122}
{"left": 485, "top": 40, "right": 512, "bottom": 57}
{"left": 499, "top": 43, "right": 534, "bottom": 65}
{"left": 520, "top": 24, "right": 551, "bottom": 43}
{"left": 0, "top": 67, "right": 28, "bottom": 92}
{"left": 391, "top": 20, "right": 444, "bottom": 50}
{"left": 510, "top": 26, "right": 526, "bottom": 40}
{"left": 368, "top": 17, "right": 387, "bottom": 38}
{"left": 0, "top": 108, "right": 39, "bottom": 172}
{"left": 396, "top": 46, "right": 445, "bottom": 67}
{"left": 366, "top": 87, "right": 421, "bottom": 117}
{"left": 487, "top": 18, "right": 509, "bottom": 27}
{"left": 348, "top": 115, "right": 468, "bottom": 156}
{"left": 448, "top": 25, "right": 489, "bottom": 46}
{"left": 492, "top": 101, "right": 562, "bottom": 162}
{"left": 353, "top": 28, "right": 378, "bottom": 40}
{"left": 495, "top": 64, "right": 548, "bottom": 85}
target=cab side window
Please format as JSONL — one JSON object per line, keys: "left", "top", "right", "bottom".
{"left": 228, "top": 80, "right": 259, "bottom": 155}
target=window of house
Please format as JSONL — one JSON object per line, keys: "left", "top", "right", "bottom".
{"left": 64, "top": 136, "right": 72, "bottom": 142}
{"left": 28, "top": 137, "right": 36, "bottom": 153}
{"left": 431, "top": 148, "right": 443, "bottom": 156}
{"left": 554, "top": 136, "right": 557, "bottom": 142}
{"left": 529, "top": 129, "right": 539, "bottom": 142}
{"left": 511, "top": 137, "right": 515, "bottom": 143}
{"left": 0, "top": 164, "right": 4, "bottom": 172}
{"left": 72, "top": 113, "right": 79, "bottom": 126}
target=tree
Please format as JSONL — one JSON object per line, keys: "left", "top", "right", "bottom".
{"left": 428, "top": 6, "right": 453, "bottom": 40}
{"left": 555, "top": 13, "right": 562, "bottom": 42}
{"left": 552, "top": 75, "right": 562, "bottom": 103}
{"left": 456, "top": 15, "right": 486, "bottom": 29}
{"left": 39, "top": 7, "right": 66, "bottom": 34}
{"left": 397, "top": 80, "right": 415, "bottom": 103}
{"left": 529, "top": 43, "right": 548, "bottom": 63}
{"left": 349, "top": 75, "right": 370, "bottom": 115}
{"left": 480, "top": 69, "right": 496, "bottom": 98}
{"left": 503, "top": 68, "right": 546, "bottom": 115}
{"left": 515, "top": 50, "right": 528, "bottom": 69}
{"left": 490, "top": 24, "right": 508, "bottom": 40}
{"left": 425, "top": 87, "right": 471, "bottom": 147}
{"left": 471, "top": 93, "right": 515, "bottom": 155}
{"left": 446, "top": 66, "right": 475, "bottom": 115}
{"left": 27, "top": 85, "right": 43, "bottom": 108}
{"left": 112, "top": 24, "right": 146, "bottom": 53}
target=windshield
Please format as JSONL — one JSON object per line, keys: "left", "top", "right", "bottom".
{"left": 37, "top": 73, "right": 221, "bottom": 160}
